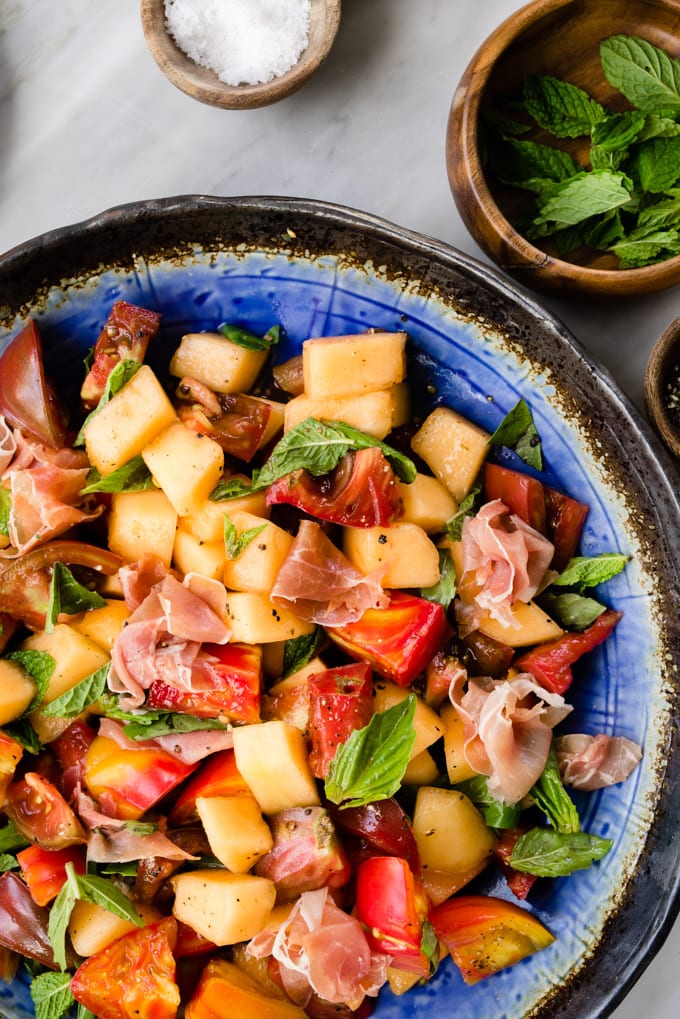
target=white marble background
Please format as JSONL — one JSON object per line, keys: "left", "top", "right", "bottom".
{"left": 1, "top": 1, "right": 679, "bottom": 1016}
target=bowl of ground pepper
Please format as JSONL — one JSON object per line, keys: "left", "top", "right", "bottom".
{"left": 644, "top": 317, "right": 680, "bottom": 459}
{"left": 141, "top": 0, "right": 341, "bottom": 109}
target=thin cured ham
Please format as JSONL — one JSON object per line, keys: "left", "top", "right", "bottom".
{"left": 97, "top": 718, "right": 233, "bottom": 767}
{"left": 554, "top": 733, "right": 642, "bottom": 790}
{"left": 76, "top": 786, "right": 197, "bottom": 864}
{"left": 271, "top": 519, "right": 388, "bottom": 627}
{"left": 459, "top": 499, "right": 555, "bottom": 630}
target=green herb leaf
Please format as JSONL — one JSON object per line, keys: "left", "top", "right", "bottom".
{"left": 98, "top": 702, "right": 227, "bottom": 741}
{"left": 0, "top": 486, "right": 11, "bottom": 537}
{"left": 494, "top": 136, "right": 581, "bottom": 184}
{"left": 48, "top": 866, "right": 79, "bottom": 971}
{"left": 529, "top": 170, "right": 632, "bottom": 234}
{"left": 611, "top": 227, "right": 680, "bottom": 267}
{"left": 600, "top": 34, "right": 680, "bottom": 117}
{"left": 529, "top": 747, "right": 580, "bottom": 834}
{"left": 420, "top": 920, "right": 440, "bottom": 975}
{"left": 45, "top": 562, "right": 107, "bottom": 633}
{"left": 637, "top": 114, "right": 680, "bottom": 141}
{"left": 488, "top": 398, "right": 543, "bottom": 469}
{"left": 77, "top": 871, "right": 144, "bottom": 926}
{"left": 591, "top": 109, "right": 646, "bottom": 152}
{"left": 539, "top": 591, "right": 606, "bottom": 631}
{"left": 223, "top": 515, "right": 267, "bottom": 560}
{"left": 509, "top": 827, "right": 613, "bottom": 876}
{"left": 0, "top": 853, "right": 19, "bottom": 871}
{"left": 219, "top": 322, "right": 280, "bottom": 352}
{"left": 551, "top": 553, "right": 629, "bottom": 592}
{"left": 75, "top": 359, "right": 141, "bottom": 446}
{"left": 7, "top": 649, "right": 55, "bottom": 712}
{"left": 42, "top": 663, "right": 111, "bottom": 719}
{"left": 77, "top": 1005, "right": 97, "bottom": 1019}
{"left": 637, "top": 194, "right": 680, "bottom": 231}
{"left": 30, "top": 971, "right": 75, "bottom": 1019}
{"left": 282, "top": 627, "right": 325, "bottom": 677}
{"left": 0, "top": 820, "right": 30, "bottom": 853}
{"left": 420, "top": 550, "right": 457, "bottom": 607}
{"left": 3, "top": 717, "right": 42, "bottom": 754}
{"left": 325, "top": 695, "right": 417, "bottom": 809}
{"left": 443, "top": 481, "right": 483, "bottom": 541}
{"left": 523, "top": 74, "right": 606, "bottom": 137}
{"left": 633, "top": 137, "right": 680, "bottom": 193}
{"left": 455, "top": 775, "right": 522, "bottom": 829}
{"left": 81, "top": 456, "right": 155, "bottom": 495}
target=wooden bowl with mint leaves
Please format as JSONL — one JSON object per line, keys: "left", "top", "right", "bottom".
{"left": 447, "top": 0, "right": 680, "bottom": 297}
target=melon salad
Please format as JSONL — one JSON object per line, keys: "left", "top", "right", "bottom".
{"left": 0, "top": 302, "right": 641, "bottom": 1019}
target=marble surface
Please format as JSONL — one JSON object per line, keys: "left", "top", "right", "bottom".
{"left": 0, "top": 0, "right": 678, "bottom": 1016}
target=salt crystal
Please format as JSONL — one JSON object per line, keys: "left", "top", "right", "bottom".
{"left": 164, "top": 0, "right": 312, "bottom": 87}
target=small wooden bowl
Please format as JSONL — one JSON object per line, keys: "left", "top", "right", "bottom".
{"left": 446, "top": 0, "right": 680, "bottom": 298}
{"left": 141, "top": 0, "right": 341, "bottom": 110}
{"left": 645, "top": 317, "right": 680, "bottom": 458}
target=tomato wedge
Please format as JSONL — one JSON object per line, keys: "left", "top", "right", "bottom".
{"left": 308, "top": 662, "right": 374, "bottom": 778}
{"left": 169, "top": 749, "right": 251, "bottom": 826}
{"left": 515, "top": 607, "right": 623, "bottom": 694}
{"left": 484, "top": 463, "right": 546, "bottom": 533}
{"left": 329, "top": 797, "right": 420, "bottom": 875}
{"left": 0, "top": 320, "right": 66, "bottom": 448}
{"left": 431, "top": 895, "right": 554, "bottom": 984}
{"left": 355, "top": 856, "right": 433, "bottom": 976}
{"left": 80, "top": 301, "right": 161, "bottom": 409}
{"left": 147, "top": 642, "right": 262, "bottom": 724}
{"left": 5, "top": 773, "right": 87, "bottom": 849}
{"left": 16, "top": 844, "right": 87, "bottom": 906}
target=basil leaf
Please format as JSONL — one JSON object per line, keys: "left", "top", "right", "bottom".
{"left": 75, "top": 359, "right": 141, "bottom": 446}
{"left": 42, "top": 663, "right": 111, "bottom": 719}
{"left": 455, "top": 775, "right": 522, "bottom": 829}
{"left": 600, "top": 34, "right": 680, "bottom": 117}
{"left": 30, "top": 971, "right": 75, "bottom": 1019}
{"left": 551, "top": 553, "right": 628, "bottom": 592}
{"left": 509, "top": 827, "right": 613, "bottom": 876}
{"left": 76, "top": 872, "right": 144, "bottom": 926}
{"left": 529, "top": 747, "right": 580, "bottom": 834}
{"left": 45, "top": 561, "right": 107, "bottom": 633}
{"left": 0, "top": 486, "right": 11, "bottom": 537}
{"left": 488, "top": 398, "right": 543, "bottom": 470}
{"left": 443, "top": 481, "right": 483, "bottom": 541}
{"left": 420, "top": 550, "right": 456, "bottom": 607}
{"left": 0, "top": 853, "right": 19, "bottom": 871}
{"left": 539, "top": 591, "right": 606, "bottom": 631}
{"left": 106, "top": 708, "right": 227, "bottom": 741}
{"left": 282, "top": 627, "right": 325, "bottom": 677}
{"left": 48, "top": 865, "right": 79, "bottom": 971}
{"left": 325, "top": 695, "right": 417, "bottom": 809}
{"left": 3, "top": 717, "right": 42, "bottom": 754}
{"left": 420, "top": 920, "right": 440, "bottom": 975}
{"left": 529, "top": 170, "right": 632, "bottom": 234}
{"left": 523, "top": 74, "right": 606, "bottom": 137}
{"left": 7, "top": 649, "right": 54, "bottom": 712}
{"left": 223, "top": 515, "right": 267, "bottom": 560}
{"left": 0, "top": 820, "right": 30, "bottom": 853}
{"left": 219, "top": 322, "right": 280, "bottom": 352}
{"left": 81, "top": 456, "right": 155, "bottom": 494}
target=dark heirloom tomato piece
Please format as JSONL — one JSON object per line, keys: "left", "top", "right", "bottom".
{"left": 174, "top": 920, "right": 218, "bottom": 958}
{"left": 178, "top": 386, "right": 271, "bottom": 462}
{"left": 484, "top": 463, "right": 546, "bottom": 533}
{"left": 254, "top": 805, "right": 351, "bottom": 898}
{"left": 515, "top": 607, "right": 623, "bottom": 695}
{"left": 0, "top": 320, "right": 67, "bottom": 448}
{"left": 70, "top": 916, "right": 180, "bottom": 1019}
{"left": 355, "top": 856, "right": 432, "bottom": 976}
{"left": 308, "top": 662, "right": 374, "bottom": 778}
{"left": 80, "top": 301, "right": 161, "bottom": 409}
{"left": 329, "top": 591, "right": 451, "bottom": 687}
{"left": 0, "top": 871, "right": 79, "bottom": 970}
{"left": 147, "top": 643, "right": 262, "bottom": 724}
{"left": 266, "top": 447, "right": 403, "bottom": 527}
{"left": 169, "top": 749, "right": 251, "bottom": 826}
{"left": 493, "top": 829, "right": 538, "bottom": 900}
{"left": 51, "top": 718, "right": 97, "bottom": 801}
{"left": 5, "top": 772, "right": 87, "bottom": 849}
{"left": 462, "top": 629, "right": 515, "bottom": 678}
{"left": 329, "top": 798, "right": 420, "bottom": 875}
{"left": 544, "top": 485, "right": 589, "bottom": 572}
{"left": 16, "top": 844, "right": 87, "bottom": 906}
{"left": 135, "top": 827, "right": 211, "bottom": 905}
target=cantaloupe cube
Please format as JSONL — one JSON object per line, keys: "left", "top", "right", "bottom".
{"left": 68, "top": 901, "right": 161, "bottom": 957}
{"left": 411, "top": 407, "right": 490, "bottom": 501}
{"left": 222, "top": 512, "right": 293, "bottom": 594}
{"left": 302, "top": 332, "right": 407, "bottom": 399}
{"left": 174, "top": 529, "right": 226, "bottom": 582}
{"left": 397, "top": 472, "right": 458, "bottom": 533}
{"left": 180, "top": 492, "right": 270, "bottom": 543}
{"left": 476, "top": 600, "right": 564, "bottom": 647}
{"left": 403, "top": 749, "right": 440, "bottom": 786}
{"left": 142, "top": 421, "right": 224, "bottom": 516}
{"left": 0, "top": 660, "right": 36, "bottom": 726}
{"left": 185, "top": 959, "right": 307, "bottom": 1019}
{"left": 169, "top": 332, "right": 269, "bottom": 394}
{"left": 71, "top": 599, "right": 130, "bottom": 652}
{"left": 342, "top": 522, "right": 441, "bottom": 588}
{"left": 108, "top": 488, "right": 177, "bottom": 566}
{"left": 20, "top": 625, "right": 110, "bottom": 704}
{"left": 196, "top": 794, "right": 273, "bottom": 873}
{"left": 84, "top": 365, "right": 177, "bottom": 477}
{"left": 283, "top": 384, "right": 409, "bottom": 439}
{"left": 171, "top": 870, "right": 276, "bottom": 946}
{"left": 413, "top": 786, "right": 496, "bottom": 875}
{"left": 372, "top": 682, "right": 446, "bottom": 760}
{"left": 440, "top": 701, "right": 479, "bottom": 784}
{"left": 232, "top": 721, "right": 320, "bottom": 814}
{"left": 225, "top": 593, "right": 315, "bottom": 644}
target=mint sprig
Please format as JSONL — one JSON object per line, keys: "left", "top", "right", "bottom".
{"left": 223, "top": 515, "right": 267, "bottom": 560}
{"left": 488, "top": 398, "right": 543, "bottom": 470}
{"left": 30, "top": 971, "right": 75, "bottom": 1019}
{"left": 45, "top": 562, "right": 107, "bottom": 633}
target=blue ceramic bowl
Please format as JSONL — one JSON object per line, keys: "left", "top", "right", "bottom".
{"left": 0, "top": 196, "right": 679, "bottom": 1019}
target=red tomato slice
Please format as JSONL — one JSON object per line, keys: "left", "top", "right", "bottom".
{"left": 169, "top": 749, "right": 251, "bottom": 826}
{"left": 431, "top": 895, "right": 554, "bottom": 984}
{"left": 16, "top": 844, "right": 87, "bottom": 906}
{"left": 70, "top": 917, "right": 180, "bottom": 1019}
{"left": 80, "top": 301, "right": 161, "bottom": 409}
{"left": 147, "top": 643, "right": 262, "bottom": 724}
{"left": 461, "top": 629, "right": 514, "bottom": 678}
{"left": 308, "top": 662, "right": 374, "bottom": 778}
{"left": 355, "top": 856, "right": 432, "bottom": 975}
{"left": 0, "top": 320, "right": 66, "bottom": 448}
{"left": 329, "top": 591, "right": 451, "bottom": 686}
{"left": 5, "top": 773, "right": 86, "bottom": 849}
{"left": 515, "top": 607, "right": 623, "bottom": 694}
{"left": 266, "top": 447, "right": 403, "bottom": 527}
{"left": 483, "top": 463, "right": 546, "bottom": 533}
{"left": 0, "top": 731, "right": 23, "bottom": 804}
{"left": 0, "top": 871, "right": 78, "bottom": 970}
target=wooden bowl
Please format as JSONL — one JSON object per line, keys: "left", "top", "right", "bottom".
{"left": 446, "top": 0, "right": 680, "bottom": 297}
{"left": 645, "top": 316, "right": 680, "bottom": 458}
{"left": 140, "top": 0, "right": 341, "bottom": 110}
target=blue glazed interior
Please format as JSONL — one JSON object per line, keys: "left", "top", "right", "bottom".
{"left": 0, "top": 245, "right": 665, "bottom": 1019}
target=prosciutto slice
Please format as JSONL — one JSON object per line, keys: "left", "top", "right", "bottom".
{"left": 97, "top": 718, "right": 234, "bottom": 766}
{"left": 271, "top": 519, "right": 388, "bottom": 627}
{"left": 555, "top": 733, "right": 642, "bottom": 790}
{"left": 450, "top": 671, "right": 572, "bottom": 803}
{"left": 459, "top": 499, "right": 554, "bottom": 630}
{"left": 247, "top": 887, "right": 390, "bottom": 1008}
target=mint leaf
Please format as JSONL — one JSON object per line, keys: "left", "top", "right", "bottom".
{"left": 488, "top": 398, "right": 543, "bottom": 469}
{"left": 637, "top": 194, "right": 680, "bottom": 231}
{"left": 223, "top": 515, "right": 267, "bottom": 560}
{"left": 455, "top": 775, "right": 522, "bottom": 829}
{"left": 81, "top": 456, "right": 155, "bottom": 495}
{"left": 443, "top": 481, "right": 483, "bottom": 541}
{"left": 0, "top": 820, "right": 30, "bottom": 852}
{"left": 0, "top": 486, "right": 10, "bottom": 537}
{"left": 494, "top": 136, "right": 581, "bottom": 184}
{"left": 42, "top": 663, "right": 110, "bottom": 719}
{"left": 3, "top": 717, "right": 42, "bottom": 754}
{"left": 75, "top": 359, "right": 141, "bottom": 446}
{"left": 637, "top": 114, "right": 680, "bottom": 141}
{"left": 611, "top": 227, "right": 680, "bottom": 267}
{"left": 102, "top": 706, "right": 227, "bottom": 741}
{"left": 282, "top": 627, "right": 325, "bottom": 677}
{"left": 0, "top": 853, "right": 19, "bottom": 871}
{"left": 325, "top": 695, "right": 417, "bottom": 809}
{"left": 633, "top": 137, "right": 680, "bottom": 193}
{"left": 7, "top": 649, "right": 54, "bottom": 712}
{"left": 524, "top": 74, "right": 606, "bottom": 137}
{"left": 219, "top": 323, "right": 280, "bottom": 352}
{"left": 420, "top": 550, "right": 456, "bottom": 608}
{"left": 45, "top": 562, "right": 107, "bottom": 633}
{"left": 529, "top": 170, "right": 632, "bottom": 234}
{"left": 530, "top": 747, "right": 580, "bottom": 834}
{"left": 77, "top": 872, "right": 144, "bottom": 925}
{"left": 551, "top": 553, "right": 628, "bottom": 592}
{"left": 539, "top": 591, "right": 606, "bottom": 631}
{"left": 509, "top": 828, "right": 613, "bottom": 876}
{"left": 591, "top": 109, "right": 646, "bottom": 153}
{"left": 48, "top": 865, "right": 79, "bottom": 971}
{"left": 30, "top": 971, "right": 75, "bottom": 1019}
{"left": 600, "top": 34, "right": 680, "bottom": 117}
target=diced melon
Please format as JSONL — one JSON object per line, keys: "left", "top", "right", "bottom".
{"left": 107, "top": 488, "right": 177, "bottom": 566}
{"left": 342, "top": 522, "right": 441, "bottom": 588}
{"left": 20, "top": 624, "right": 110, "bottom": 704}
{"left": 440, "top": 701, "right": 479, "bottom": 784}
{"left": 174, "top": 528, "right": 226, "bottom": 582}
{"left": 397, "top": 472, "right": 458, "bottom": 533}
{"left": 169, "top": 332, "right": 269, "bottom": 394}
{"left": 222, "top": 512, "right": 293, "bottom": 594}
{"left": 225, "top": 593, "right": 315, "bottom": 644}
{"left": 302, "top": 331, "right": 407, "bottom": 399}
{"left": 403, "top": 748, "right": 440, "bottom": 786}
{"left": 232, "top": 721, "right": 320, "bottom": 814}
{"left": 71, "top": 599, "right": 130, "bottom": 652}
{"left": 476, "top": 600, "right": 564, "bottom": 647}
{"left": 0, "top": 660, "right": 36, "bottom": 726}
{"left": 68, "top": 900, "right": 162, "bottom": 957}
{"left": 372, "top": 681, "right": 446, "bottom": 760}
{"left": 142, "top": 421, "right": 224, "bottom": 516}
{"left": 413, "top": 786, "right": 496, "bottom": 875}
{"left": 284, "top": 384, "right": 409, "bottom": 439}
{"left": 411, "top": 407, "right": 489, "bottom": 501}
{"left": 83, "top": 364, "right": 177, "bottom": 477}
{"left": 180, "top": 492, "right": 269, "bottom": 543}
{"left": 171, "top": 870, "right": 276, "bottom": 946}
{"left": 196, "top": 794, "right": 273, "bottom": 873}
{"left": 420, "top": 862, "right": 490, "bottom": 906}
